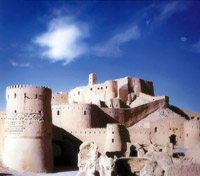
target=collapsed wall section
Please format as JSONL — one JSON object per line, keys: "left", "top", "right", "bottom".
{"left": 3, "top": 85, "right": 53, "bottom": 173}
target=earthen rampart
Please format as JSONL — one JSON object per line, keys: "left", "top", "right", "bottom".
{"left": 101, "top": 99, "right": 167, "bottom": 128}
{"left": 65, "top": 128, "right": 107, "bottom": 153}
{"left": 52, "top": 103, "right": 99, "bottom": 129}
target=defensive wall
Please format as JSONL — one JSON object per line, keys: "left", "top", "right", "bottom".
{"left": 68, "top": 80, "right": 118, "bottom": 105}
{"left": 52, "top": 103, "right": 99, "bottom": 129}
{"left": 52, "top": 92, "right": 68, "bottom": 104}
{"left": 183, "top": 120, "right": 200, "bottom": 164}
{"left": 128, "top": 118, "right": 200, "bottom": 149}
{"left": 52, "top": 74, "right": 155, "bottom": 107}
{"left": 52, "top": 97, "right": 168, "bottom": 131}
{"left": 115, "top": 77, "right": 154, "bottom": 103}
{"left": 101, "top": 98, "right": 168, "bottom": 128}
{"left": 64, "top": 123, "right": 125, "bottom": 154}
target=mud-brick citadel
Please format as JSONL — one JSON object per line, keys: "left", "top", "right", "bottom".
{"left": 0, "top": 73, "right": 200, "bottom": 176}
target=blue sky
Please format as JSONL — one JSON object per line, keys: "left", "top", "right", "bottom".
{"left": 0, "top": 1, "right": 199, "bottom": 112}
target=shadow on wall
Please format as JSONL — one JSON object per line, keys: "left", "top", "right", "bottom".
{"left": 169, "top": 105, "right": 190, "bottom": 120}
{"left": 98, "top": 108, "right": 119, "bottom": 127}
{"left": 52, "top": 125, "right": 82, "bottom": 171}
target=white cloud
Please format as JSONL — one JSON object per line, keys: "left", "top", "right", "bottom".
{"left": 192, "top": 40, "right": 200, "bottom": 53}
{"left": 180, "top": 37, "right": 187, "bottom": 42}
{"left": 93, "top": 25, "right": 140, "bottom": 57}
{"left": 34, "top": 16, "right": 89, "bottom": 65}
{"left": 10, "top": 60, "right": 30, "bottom": 67}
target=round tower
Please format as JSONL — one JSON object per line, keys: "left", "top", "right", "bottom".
{"left": 3, "top": 85, "right": 53, "bottom": 173}
{"left": 104, "top": 123, "right": 122, "bottom": 153}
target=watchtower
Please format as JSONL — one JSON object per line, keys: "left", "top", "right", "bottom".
{"left": 104, "top": 123, "right": 122, "bottom": 153}
{"left": 89, "top": 73, "right": 97, "bottom": 85}
{"left": 3, "top": 85, "right": 53, "bottom": 173}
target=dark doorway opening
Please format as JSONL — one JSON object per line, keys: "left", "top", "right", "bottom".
{"left": 130, "top": 145, "right": 137, "bottom": 157}
{"left": 170, "top": 134, "right": 177, "bottom": 146}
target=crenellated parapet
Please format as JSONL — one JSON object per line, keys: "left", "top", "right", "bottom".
{"left": 6, "top": 85, "right": 50, "bottom": 90}
{"left": 3, "top": 85, "right": 53, "bottom": 173}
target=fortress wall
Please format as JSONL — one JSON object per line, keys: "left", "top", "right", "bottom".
{"left": 52, "top": 92, "right": 68, "bottom": 104}
{"left": 66, "top": 128, "right": 107, "bottom": 153}
{"left": 132, "top": 78, "right": 154, "bottom": 96}
{"left": 184, "top": 120, "right": 200, "bottom": 148}
{"left": 184, "top": 120, "right": 200, "bottom": 164}
{"left": 128, "top": 128, "right": 151, "bottom": 144}
{"left": 138, "top": 92, "right": 168, "bottom": 102}
{"left": 101, "top": 107, "right": 127, "bottom": 124}
{"left": 101, "top": 99, "right": 167, "bottom": 128}
{"left": 109, "top": 98, "right": 123, "bottom": 108}
{"left": 68, "top": 81, "right": 118, "bottom": 105}
{"left": 139, "top": 79, "right": 154, "bottom": 96}
{"left": 150, "top": 118, "right": 185, "bottom": 147}
{"left": 3, "top": 85, "right": 53, "bottom": 173}
{"left": 85, "top": 80, "right": 118, "bottom": 104}
{"left": 52, "top": 104, "right": 99, "bottom": 129}
{"left": 115, "top": 77, "right": 129, "bottom": 103}
{"left": 68, "top": 86, "right": 86, "bottom": 104}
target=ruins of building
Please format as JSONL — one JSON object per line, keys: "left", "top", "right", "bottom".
{"left": 0, "top": 73, "right": 200, "bottom": 175}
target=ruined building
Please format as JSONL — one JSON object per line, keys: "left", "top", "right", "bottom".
{"left": 0, "top": 73, "right": 200, "bottom": 175}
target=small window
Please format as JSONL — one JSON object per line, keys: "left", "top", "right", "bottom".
{"left": 78, "top": 91, "right": 80, "bottom": 95}
{"left": 14, "top": 93, "right": 16, "bottom": 99}
{"left": 35, "top": 94, "right": 38, "bottom": 99}
{"left": 112, "top": 132, "right": 114, "bottom": 134}
{"left": 84, "top": 111, "right": 86, "bottom": 115}
{"left": 14, "top": 110, "right": 17, "bottom": 113}
{"left": 106, "top": 86, "right": 107, "bottom": 89}
{"left": 97, "top": 87, "right": 99, "bottom": 90}
{"left": 155, "top": 127, "right": 158, "bottom": 133}
{"left": 39, "top": 111, "right": 42, "bottom": 115}
{"left": 101, "top": 87, "right": 103, "bottom": 90}
{"left": 24, "top": 93, "right": 26, "bottom": 98}
{"left": 112, "top": 139, "right": 114, "bottom": 143}
{"left": 90, "top": 88, "right": 92, "bottom": 91}
{"left": 57, "top": 110, "right": 60, "bottom": 115}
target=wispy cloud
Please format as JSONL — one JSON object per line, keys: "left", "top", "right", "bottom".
{"left": 192, "top": 40, "right": 200, "bottom": 54}
{"left": 10, "top": 60, "right": 30, "bottom": 67}
{"left": 93, "top": 25, "right": 140, "bottom": 57}
{"left": 180, "top": 37, "right": 187, "bottom": 42}
{"left": 34, "top": 16, "right": 89, "bottom": 65}
{"left": 144, "top": 2, "right": 190, "bottom": 25}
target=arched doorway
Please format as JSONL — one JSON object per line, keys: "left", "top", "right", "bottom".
{"left": 169, "top": 134, "right": 177, "bottom": 146}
